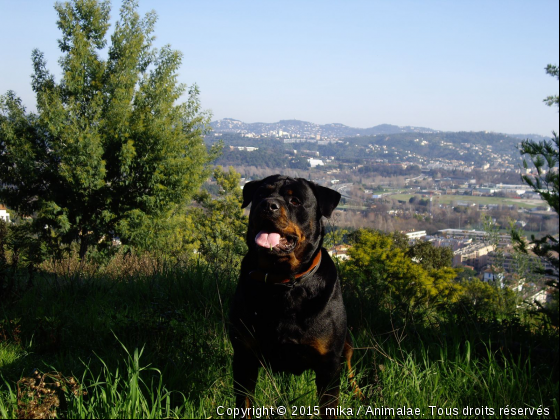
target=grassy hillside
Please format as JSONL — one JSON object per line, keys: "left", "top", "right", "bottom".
{"left": 0, "top": 254, "right": 557, "bottom": 418}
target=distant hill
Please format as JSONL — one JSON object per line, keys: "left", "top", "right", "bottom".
{"left": 207, "top": 119, "right": 556, "bottom": 171}
{"left": 210, "top": 118, "right": 550, "bottom": 142}
{"left": 210, "top": 118, "right": 438, "bottom": 138}
{"left": 506, "top": 133, "right": 550, "bottom": 142}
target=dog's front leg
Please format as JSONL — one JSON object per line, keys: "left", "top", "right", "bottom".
{"left": 315, "top": 363, "right": 341, "bottom": 419}
{"left": 232, "top": 350, "right": 259, "bottom": 415}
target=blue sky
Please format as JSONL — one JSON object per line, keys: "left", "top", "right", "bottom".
{"left": 1, "top": 0, "right": 558, "bottom": 136}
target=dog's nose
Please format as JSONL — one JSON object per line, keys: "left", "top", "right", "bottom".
{"left": 267, "top": 200, "right": 280, "bottom": 212}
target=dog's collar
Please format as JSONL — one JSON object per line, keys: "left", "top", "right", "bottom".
{"left": 248, "top": 251, "right": 322, "bottom": 288}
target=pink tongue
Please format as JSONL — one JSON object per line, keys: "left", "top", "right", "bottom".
{"left": 255, "top": 231, "right": 281, "bottom": 248}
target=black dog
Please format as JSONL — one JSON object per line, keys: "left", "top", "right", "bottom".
{"left": 229, "top": 174, "right": 355, "bottom": 416}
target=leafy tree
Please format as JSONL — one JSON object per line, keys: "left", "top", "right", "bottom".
{"left": 323, "top": 226, "right": 349, "bottom": 250}
{"left": 407, "top": 240, "right": 453, "bottom": 271}
{"left": 0, "top": 0, "right": 214, "bottom": 258}
{"left": 342, "top": 229, "right": 461, "bottom": 320}
{"left": 481, "top": 214, "right": 507, "bottom": 285}
{"left": 186, "top": 166, "right": 248, "bottom": 271}
{"left": 519, "top": 135, "right": 559, "bottom": 217}
{"left": 512, "top": 65, "right": 559, "bottom": 326}
{"left": 390, "top": 231, "right": 409, "bottom": 251}
{"left": 515, "top": 133, "right": 559, "bottom": 323}
{"left": 0, "top": 218, "right": 47, "bottom": 299}
{"left": 456, "top": 266, "right": 477, "bottom": 281}
{"left": 0, "top": 220, "right": 8, "bottom": 297}
{"left": 543, "top": 64, "right": 559, "bottom": 108}
{"left": 454, "top": 277, "right": 518, "bottom": 321}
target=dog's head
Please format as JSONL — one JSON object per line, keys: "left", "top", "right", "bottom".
{"left": 241, "top": 175, "right": 341, "bottom": 273}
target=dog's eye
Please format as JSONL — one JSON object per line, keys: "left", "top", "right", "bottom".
{"left": 289, "top": 197, "right": 301, "bottom": 206}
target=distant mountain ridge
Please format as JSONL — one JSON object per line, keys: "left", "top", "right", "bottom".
{"left": 210, "top": 118, "right": 438, "bottom": 138}
{"left": 210, "top": 118, "right": 548, "bottom": 141}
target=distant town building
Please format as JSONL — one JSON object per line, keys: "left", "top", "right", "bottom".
{"left": 427, "top": 236, "right": 473, "bottom": 251}
{"left": 328, "top": 245, "right": 351, "bottom": 261}
{"left": 405, "top": 231, "right": 427, "bottom": 242}
{"left": 438, "top": 229, "right": 511, "bottom": 246}
{"left": 487, "top": 250, "right": 556, "bottom": 277}
{"left": 308, "top": 158, "right": 325, "bottom": 168}
{"left": 482, "top": 268, "right": 505, "bottom": 287}
{"left": 453, "top": 244, "right": 494, "bottom": 270}
{"left": 236, "top": 146, "right": 259, "bottom": 152}
{"left": 528, "top": 288, "right": 556, "bottom": 307}
{"left": 0, "top": 205, "right": 9, "bottom": 223}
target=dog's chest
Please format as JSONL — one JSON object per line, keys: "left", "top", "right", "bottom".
{"left": 248, "top": 288, "right": 310, "bottom": 336}
{"left": 245, "top": 288, "right": 328, "bottom": 357}
{"left": 252, "top": 312, "right": 323, "bottom": 374}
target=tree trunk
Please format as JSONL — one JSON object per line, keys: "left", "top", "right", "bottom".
{"left": 79, "top": 235, "right": 89, "bottom": 260}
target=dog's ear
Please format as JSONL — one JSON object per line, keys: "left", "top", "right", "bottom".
{"left": 241, "top": 179, "right": 264, "bottom": 208}
{"left": 310, "top": 183, "right": 341, "bottom": 218}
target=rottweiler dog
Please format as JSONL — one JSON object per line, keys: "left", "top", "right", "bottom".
{"left": 229, "top": 174, "right": 355, "bottom": 416}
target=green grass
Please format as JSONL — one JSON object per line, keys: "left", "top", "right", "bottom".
{"left": 338, "top": 204, "right": 368, "bottom": 210}
{"left": 0, "top": 343, "right": 27, "bottom": 369}
{"left": 391, "top": 194, "right": 546, "bottom": 209}
{"left": 0, "top": 258, "right": 558, "bottom": 418}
